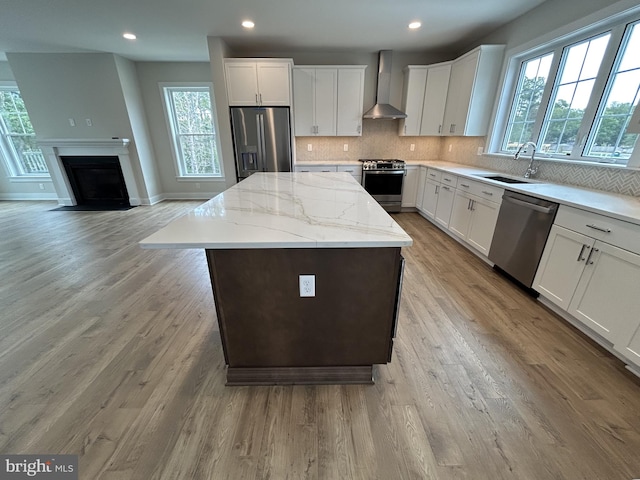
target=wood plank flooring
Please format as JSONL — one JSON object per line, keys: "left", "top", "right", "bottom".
{"left": 1, "top": 200, "right": 639, "bottom": 479}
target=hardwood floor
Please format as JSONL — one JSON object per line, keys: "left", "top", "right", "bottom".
{"left": 1, "top": 200, "right": 639, "bottom": 479}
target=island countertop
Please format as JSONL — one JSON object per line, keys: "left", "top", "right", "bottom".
{"left": 139, "top": 172, "right": 413, "bottom": 249}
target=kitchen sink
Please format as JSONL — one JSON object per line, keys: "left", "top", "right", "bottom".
{"left": 477, "top": 175, "right": 532, "bottom": 184}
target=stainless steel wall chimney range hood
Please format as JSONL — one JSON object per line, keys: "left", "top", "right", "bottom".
{"left": 363, "top": 50, "right": 407, "bottom": 119}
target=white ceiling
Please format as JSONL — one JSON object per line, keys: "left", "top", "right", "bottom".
{"left": 0, "top": 0, "right": 548, "bottom": 62}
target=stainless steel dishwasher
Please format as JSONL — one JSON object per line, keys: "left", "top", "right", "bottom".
{"left": 488, "top": 191, "right": 559, "bottom": 289}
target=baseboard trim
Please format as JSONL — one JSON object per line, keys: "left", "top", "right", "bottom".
{"left": 0, "top": 193, "right": 58, "bottom": 201}
{"left": 226, "top": 365, "right": 374, "bottom": 386}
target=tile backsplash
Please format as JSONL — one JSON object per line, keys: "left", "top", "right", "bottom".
{"left": 296, "top": 121, "right": 640, "bottom": 198}
{"left": 442, "top": 137, "right": 640, "bottom": 198}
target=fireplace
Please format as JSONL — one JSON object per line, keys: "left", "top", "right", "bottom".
{"left": 37, "top": 139, "right": 142, "bottom": 207}
{"left": 61, "top": 156, "right": 130, "bottom": 207}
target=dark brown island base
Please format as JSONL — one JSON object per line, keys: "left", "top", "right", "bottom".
{"left": 140, "top": 173, "right": 412, "bottom": 385}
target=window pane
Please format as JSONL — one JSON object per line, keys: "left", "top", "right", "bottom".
{"left": 586, "top": 22, "right": 640, "bottom": 162}
{"left": 502, "top": 53, "right": 553, "bottom": 152}
{"left": 164, "top": 87, "right": 221, "bottom": 177}
{"left": 0, "top": 88, "right": 47, "bottom": 175}
{"left": 540, "top": 33, "right": 610, "bottom": 155}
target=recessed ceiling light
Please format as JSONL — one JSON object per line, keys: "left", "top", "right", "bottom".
{"left": 408, "top": 21, "right": 422, "bottom": 30}
{"left": 123, "top": 33, "right": 137, "bottom": 40}
{"left": 242, "top": 20, "right": 255, "bottom": 29}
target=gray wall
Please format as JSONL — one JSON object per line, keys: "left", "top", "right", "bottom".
{"left": 136, "top": 61, "right": 226, "bottom": 198}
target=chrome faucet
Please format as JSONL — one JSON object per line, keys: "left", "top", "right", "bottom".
{"left": 514, "top": 142, "right": 538, "bottom": 178}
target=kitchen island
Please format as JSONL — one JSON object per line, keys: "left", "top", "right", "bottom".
{"left": 140, "top": 172, "right": 412, "bottom": 385}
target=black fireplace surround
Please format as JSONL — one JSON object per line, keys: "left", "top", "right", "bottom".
{"left": 61, "top": 156, "right": 130, "bottom": 207}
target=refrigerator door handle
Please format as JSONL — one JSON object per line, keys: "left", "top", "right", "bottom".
{"left": 256, "top": 113, "right": 265, "bottom": 172}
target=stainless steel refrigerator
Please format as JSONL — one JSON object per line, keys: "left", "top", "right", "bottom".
{"left": 230, "top": 106, "right": 292, "bottom": 181}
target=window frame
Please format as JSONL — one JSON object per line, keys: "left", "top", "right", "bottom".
{"left": 0, "top": 82, "right": 49, "bottom": 179}
{"left": 160, "top": 82, "right": 224, "bottom": 180}
{"left": 489, "top": 7, "right": 640, "bottom": 169}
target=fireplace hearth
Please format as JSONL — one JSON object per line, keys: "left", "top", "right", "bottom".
{"left": 61, "top": 156, "right": 130, "bottom": 207}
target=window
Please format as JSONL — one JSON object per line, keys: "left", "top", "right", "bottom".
{"left": 162, "top": 85, "right": 222, "bottom": 177}
{"left": 0, "top": 86, "right": 48, "bottom": 176}
{"left": 497, "top": 15, "right": 640, "bottom": 166}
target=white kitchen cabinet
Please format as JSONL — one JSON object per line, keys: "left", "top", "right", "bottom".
{"left": 337, "top": 164, "right": 362, "bottom": 182}
{"left": 293, "top": 67, "right": 337, "bottom": 136}
{"left": 401, "top": 166, "right": 419, "bottom": 207}
{"left": 337, "top": 67, "right": 366, "bottom": 136}
{"left": 225, "top": 59, "right": 293, "bottom": 106}
{"left": 415, "top": 166, "right": 427, "bottom": 213}
{"left": 294, "top": 165, "right": 338, "bottom": 173}
{"left": 433, "top": 175, "right": 456, "bottom": 228}
{"left": 293, "top": 66, "right": 366, "bottom": 137}
{"left": 442, "top": 45, "right": 504, "bottom": 136}
{"left": 399, "top": 63, "right": 451, "bottom": 136}
{"left": 420, "top": 63, "right": 452, "bottom": 136}
{"left": 448, "top": 180, "right": 502, "bottom": 256}
{"left": 568, "top": 241, "right": 640, "bottom": 344}
{"left": 533, "top": 206, "right": 640, "bottom": 355}
{"left": 418, "top": 168, "right": 443, "bottom": 218}
{"left": 398, "top": 66, "right": 427, "bottom": 136}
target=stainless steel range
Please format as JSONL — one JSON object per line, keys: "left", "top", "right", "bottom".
{"left": 360, "top": 159, "right": 406, "bottom": 212}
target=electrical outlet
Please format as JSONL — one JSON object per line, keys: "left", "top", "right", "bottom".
{"left": 85, "top": 118, "right": 92, "bottom": 127}
{"left": 307, "top": 144, "right": 313, "bottom": 151}
{"left": 448, "top": 144, "right": 453, "bottom": 152}
{"left": 410, "top": 144, "right": 415, "bottom": 151}
{"left": 195, "top": 183, "right": 200, "bottom": 189}
{"left": 343, "top": 143, "right": 348, "bottom": 152}
{"left": 299, "top": 274, "right": 315, "bottom": 297}
{"left": 68, "top": 118, "right": 75, "bottom": 127}
{"left": 477, "top": 146, "right": 484, "bottom": 156}
{"left": 38, "top": 183, "right": 45, "bottom": 190}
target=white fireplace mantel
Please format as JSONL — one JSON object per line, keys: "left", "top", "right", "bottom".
{"left": 38, "top": 138, "right": 141, "bottom": 206}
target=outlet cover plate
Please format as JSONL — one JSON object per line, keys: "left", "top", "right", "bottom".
{"left": 299, "top": 274, "right": 315, "bottom": 297}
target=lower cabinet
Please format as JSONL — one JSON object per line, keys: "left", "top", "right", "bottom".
{"left": 434, "top": 183, "right": 455, "bottom": 228}
{"left": 420, "top": 178, "right": 439, "bottom": 218}
{"left": 401, "top": 166, "right": 419, "bottom": 208}
{"left": 448, "top": 183, "right": 502, "bottom": 256}
{"left": 533, "top": 207, "right": 640, "bottom": 371}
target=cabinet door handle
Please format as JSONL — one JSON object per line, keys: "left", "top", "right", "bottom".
{"left": 576, "top": 244, "right": 589, "bottom": 262}
{"left": 470, "top": 199, "right": 475, "bottom": 211}
{"left": 429, "top": 173, "right": 436, "bottom": 178}
{"left": 586, "top": 224, "right": 611, "bottom": 233}
{"left": 467, "top": 199, "right": 472, "bottom": 210}
{"left": 482, "top": 190, "right": 493, "bottom": 196}
{"left": 259, "top": 93, "right": 263, "bottom": 105}
{"left": 460, "top": 183, "right": 470, "bottom": 188}
{"left": 449, "top": 124, "right": 455, "bottom": 133}
{"left": 443, "top": 177, "right": 451, "bottom": 182}
{"left": 438, "top": 124, "right": 442, "bottom": 134}
{"left": 404, "top": 125, "right": 407, "bottom": 134}
{"left": 357, "top": 125, "right": 361, "bottom": 134}
{"left": 435, "top": 185, "right": 439, "bottom": 194}
{"left": 442, "top": 186, "right": 450, "bottom": 191}
{"left": 255, "top": 93, "right": 259, "bottom": 105}
{"left": 585, "top": 247, "right": 599, "bottom": 265}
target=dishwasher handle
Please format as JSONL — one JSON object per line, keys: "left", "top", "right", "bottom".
{"left": 502, "top": 194, "right": 556, "bottom": 214}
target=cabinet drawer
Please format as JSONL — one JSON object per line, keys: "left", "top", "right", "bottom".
{"left": 336, "top": 165, "right": 362, "bottom": 176}
{"left": 294, "top": 165, "right": 338, "bottom": 173}
{"left": 441, "top": 172, "right": 457, "bottom": 186}
{"left": 456, "top": 178, "right": 502, "bottom": 203}
{"left": 555, "top": 205, "right": 640, "bottom": 255}
{"left": 426, "top": 168, "right": 442, "bottom": 182}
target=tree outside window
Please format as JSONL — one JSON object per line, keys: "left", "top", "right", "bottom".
{"left": 163, "top": 86, "right": 222, "bottom": 177}
{"left": 0, "top": 87, "right": 47, "bottom": 176}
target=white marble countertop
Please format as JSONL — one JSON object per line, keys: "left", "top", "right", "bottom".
{"left": 411, "top": 161, "right": 640, "bottom": 226}
{"left": 139, "top": 172, "right": 413, "bottom": 249}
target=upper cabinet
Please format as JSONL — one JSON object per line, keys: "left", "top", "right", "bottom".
{"left": 442, "top": 45, "right": 505, "bottom": 136}
{"left": 292, "top": 65, "right": 366, "bottom": 137}
{"left": 399, "top": 63, "right": 451, "bottom": 136}
{"left": 336, "top": 67, "right": 366, "bottom": 136}
{"left": 225, "top": 59, "right": 293, "bottom": 106}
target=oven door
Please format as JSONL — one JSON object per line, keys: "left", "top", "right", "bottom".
{"left": 362, "top": 169, "right": 405, "bottom": 211}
